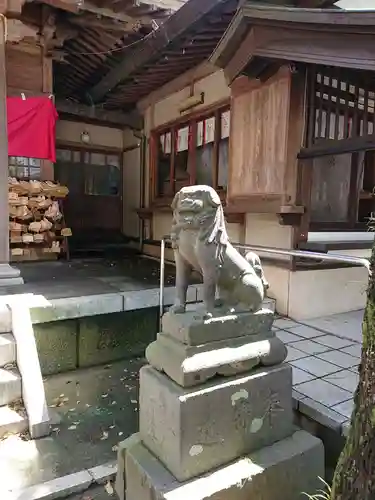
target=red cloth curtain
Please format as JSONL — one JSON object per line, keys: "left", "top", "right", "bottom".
{"left": 6, "top": 97, "right": 58, "bottom": 162}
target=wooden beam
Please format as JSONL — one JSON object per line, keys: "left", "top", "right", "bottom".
{"left": 137, "top": 61, "right": 216, "bottom": 111}
{"left": 254, "top": 26, "right": 375, "bottom": 72}
{"left": 55, "top": 99, "right": 144, "bottom": 130}
{"left": 1, "top": 0, "right": 25, "bottom": 15}
{"left": 87, "top": 0, "right": 229, "bottom": 103}
{"left": 224, "top": 28, "right": 256, "bottom": 84}
{"left": 31, "top": 0, "right": 78, "bottom": 13}
{"left": 298, "top": 134, "right": 375, "bottom": 159}
{"left": 6, "top": 19, "right": 39, "bottom": 42}
{"left": 134, "top": 0, "right": 184, "bottom": 13}
{"left": 78, "top": 1, "right": 153, "bottom": 26}
{"left": 240, "top": 4, "right": 375, "bottom": 27}
{"left": 68, "top": 14, "right": 138, "bottom": 32}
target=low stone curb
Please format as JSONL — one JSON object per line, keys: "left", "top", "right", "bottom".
{"left": 5, "top": 461, "right": 117, "bottom": 500}
{"left": 293, "top": 392, "right": 350, "bottom": 437}
{"left": 0, "top": 285, "right": 205, "bottom": 331}
{"left": 0, "top": 286, "right": 276, "bottom": 330}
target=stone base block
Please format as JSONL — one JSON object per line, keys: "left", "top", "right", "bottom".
{"left": 162, "top": 307, "right": 274, "bottom": 345}
{"left": 146, "top": 331, "right": 286, "bottom": 387}
{"left": 139, "top": 364, "right": 293, "bottom": 481}
{"left": 124, "top": 430, "right": 324, "bottom": 500}
{"left": 0, "top": 264, "right": 23, "bottom": 286}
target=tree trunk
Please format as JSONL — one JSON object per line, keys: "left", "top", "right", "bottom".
{"left": 331, "top": 243, "right": 375, "bottom": 499}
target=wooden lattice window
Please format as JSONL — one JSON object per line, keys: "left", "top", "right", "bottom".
{"left": 8, "top": 156, "right": 41, "bottom": 180}
{"left": 307, "top": 65, "right": 375, "bottom": 147}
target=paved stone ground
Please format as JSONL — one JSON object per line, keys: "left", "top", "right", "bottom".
{"left": 2, "top": 255, "right": 178, "bottom": 299}
{"left": 0, "top": 308, "right": 364, "bottom": 496}
{"left": 1, "top": 358, "right": 144, "bottom": 495}
{"left": 63, "top": 484, "right": 118, "bottom": 500}
{"left": 274, "top": 311, "right": 363, "bottom": 437}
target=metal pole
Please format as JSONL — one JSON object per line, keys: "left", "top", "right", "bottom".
{"left": 234, "top": 243, "right": 371, "bottom": 274}
{"left": 159, "top": 237, "right": 166, "bottom": 331}
{"left": 158, "top": 237, "right": 370, "bottom": 327}
{"left": 160, "top": 236, "right": 370, "bottom": 277}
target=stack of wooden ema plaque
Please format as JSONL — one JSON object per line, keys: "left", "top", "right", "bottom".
{"left": 8, "top": 178, "right": 71, "bottom": 261}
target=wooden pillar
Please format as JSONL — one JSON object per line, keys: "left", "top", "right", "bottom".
{"left": 0, "top": 17, "right": 8, "bottom": 264}
{"left": 41, "top": 54, "right": 54, "bottom": 180}
{"left": 0, "top": 16, "right": 23, "bottom": 283}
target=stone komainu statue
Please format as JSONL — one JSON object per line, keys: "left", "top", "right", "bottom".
{"left": 170, "top": 185, "right": 269, "bottom": 317}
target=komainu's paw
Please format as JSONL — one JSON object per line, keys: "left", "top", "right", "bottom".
{"left": 169, "top": 304, "right": 186, "bottom": 314}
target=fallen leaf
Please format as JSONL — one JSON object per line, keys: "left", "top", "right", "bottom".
{"left": 101, "top": 394, "right": 108, "bottom": 399}
{"left": 100, "top": 431, "right": 109, "bottom": 441}
{"left": 68, "top": 425, "right": 77, "bottom": 430}
{"left": 130, "top": 400, "right": 137, "bottom": 404}
{"left": 119, "top": 431, "right": 124, "bottom": 436}
{"left": 109, "top": 425, "right": 115, "bottom": 429}
{"left": 111, "top": 401, "right": 117, "bottom": 406}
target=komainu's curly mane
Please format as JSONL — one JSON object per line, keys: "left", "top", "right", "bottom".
{"left": 170, "top": 185, "right": 229, "bottom": 256}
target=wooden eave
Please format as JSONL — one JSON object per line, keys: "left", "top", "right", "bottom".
{"left": 209, "top": 3, "right": 375, "bottom": 81}
{"left": 87, "top": 0, "right": 232, "bottom": 103}
{"left": 86, "top": 0, "right": 332, "bottom": 104}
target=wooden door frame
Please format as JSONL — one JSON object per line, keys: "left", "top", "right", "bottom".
{"left": 55, "top": 144, "right": 124, "bottom": 234}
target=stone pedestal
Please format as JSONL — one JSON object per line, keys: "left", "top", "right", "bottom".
{"left": 116, "top": 307, "right": 324, "bottom": 500}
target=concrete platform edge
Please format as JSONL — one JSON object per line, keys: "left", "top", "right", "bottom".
{"left": 5, "top": 461, "right": 117, "bottom": 500}
{"left": 0, "top": 286, "right": 276, "bottom": 329}
{"left": 0, "top": 285, "right": 202, "bottom": 330}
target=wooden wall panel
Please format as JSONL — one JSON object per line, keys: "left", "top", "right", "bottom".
{"left": 6, "top": 44, "right": 44, "bottom": 93}
{"left": 6, "top": 42, "right": 55, "bottom": 180}
{"left": 228, "top": 68, "right": 291, "bottom": 203}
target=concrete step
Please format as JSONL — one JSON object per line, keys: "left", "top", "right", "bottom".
{"left": 0, "top": 333, "right": 16, "bottom": 368}
{"left": 0, "top": 405, "right": 27, "bottom": 439}
{"left": 0, "top": 368, "right": 21, "bottom": 406}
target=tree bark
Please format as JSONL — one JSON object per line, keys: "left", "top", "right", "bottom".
{"left": 331, "top": 243, "right": 375, "bottom": 499}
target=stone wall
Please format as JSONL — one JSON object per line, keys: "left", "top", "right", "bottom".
{"left": 34, "top": 308, "right": 159, "bottom": 375}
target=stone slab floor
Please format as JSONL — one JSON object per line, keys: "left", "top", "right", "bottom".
{"left": 1, "top": 358, "right": 144, "bottom": 496}
{"left": 1, "top": 309, "right": 364, "bottom": 497}
{"left": 64, "top": 484, "right": 118, "bottom": 500}
{"left": 1, "top": 255, "right": 177, "bottom": 299}
{"left": 275, "top": 310, "right": 363, "bottom": 437}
